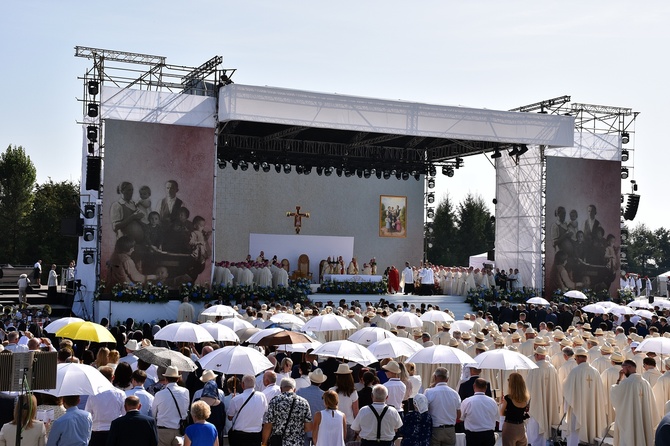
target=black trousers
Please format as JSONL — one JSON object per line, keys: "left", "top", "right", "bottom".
{"left": 464, "top": 429, "right": 495, "bottom": 446}
{"left": 361, "top": 439, "right": 393, "bottom": 446}
{"left": 228, "top": 430, "right": 262, "bottom": 446}
{"left": 89, "top": 430, "right": 110, "bottom": 446}
{"left": 403, "top": 283, "right": 414, "bottom": 295}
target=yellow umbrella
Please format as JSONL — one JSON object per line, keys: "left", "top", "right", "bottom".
{"left": 55, "top": 321, "right": 116, "bottom": 343}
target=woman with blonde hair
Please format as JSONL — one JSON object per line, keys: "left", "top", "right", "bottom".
{"left": 0, "top": 394, "right": 46, "bottom": 446}
{"left": 331, "top": 364, "right": 358, "bottom": 441}
{"left": 312, "top": 390, "right": 346, "bottom": 446}
{"left": 404, "top": 362, "right": 422, "bottom": 397}
{"left": 277, "top": 357, "right": 293, "bottom": 381}
{"left": 500, "top": 372, "right": 530, "bottom": 446}
{"left": 93, "top": 347, "right": 110, "bottom": 369}
{"left": 184, "top": 400, "right": 219, "bottom": 446}
{"left": 106, "top": 349, "right": 120, "bottom": 370}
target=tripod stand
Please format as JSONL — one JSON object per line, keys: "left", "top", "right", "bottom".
{"left": 73, "top": 283, "right": 90, "bottom": 320}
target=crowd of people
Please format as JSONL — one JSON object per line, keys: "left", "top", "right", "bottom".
{"left": 2, "top": 296, "right": 670, "bottom": 446}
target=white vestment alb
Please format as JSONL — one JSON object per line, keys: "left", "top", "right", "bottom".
{"left": 526, "top": 360, "right": 561, "bottom": 442}
{"left": 611, "top": 373, "right": 659, "bottom": 446}
{"left": 563, "top": 362, "right": 607, "bottom": 444}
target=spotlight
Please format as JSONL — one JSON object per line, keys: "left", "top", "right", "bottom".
{"left": 304, "top": 166, "right": 312, "bottom": 175}
{"left": 275, "top": 163, "right": 282, "bottom": 173}
{"left": 261, "top": 162, "right": 271, "bottom": 173}
{"left": 427, "top": 178, "right": 436, "bottom": 189}
{"left": 445, "top": 167, "right": 455, "bottom": 177}
{"left": 252, "top": 162, "right": 259, "bottom": 172}
{"left": 621, "top": 167, "right": 629, "bottom": 179}
{"left": 324, "top": 167, "right": 333, "bottom": 177}
{"left": 414, "top": 173, "right": 421, "bottom": 181}
{"left": 336, "top": 168, "right": 343, "bottom": 177}
{"left": 316, "top": 166, "right": 324, "bottom": 176}
{"left": 296, "top": 165, "right": 304, "bottom": 175}
{"left": 83, "top": 227, "right": 95, "bottom": 242}
{"left": 88, "top": 80, "right": 99, "bottom": 96}
{"left": 218, "top": 160, "right": 226, "bottom": 169}
{"left": 239, "top": 161, "right": 248, "bottom": 171}
{"left": 83, "top": 250, "right": 95, "bottom": 265}
{"left": 375, "top": 170, "right": 382, "bottom": 179}
{"left": 621, "top": 132, "right": 630, "bottom": 144}
{"left": 428, "top": 165, "right": 437, "bottom": 177}
{"left": 356, "top": 169, "right": 363, "bottom": 178}
{"left": 87, "top": 103, "right": 99, "bottom": 118}
{"left": 427, "top": 242, "right": 434, "bottom": 249}
{"left": 394, "top": 171, "right": 401, "bottom": 180}
{"left": 426, "top": 208, "right": 435, "bottom": 219}
{"left": 87, "top": 143, "right": 95, "bottom": 155}
{"left": 455, "top": 157, "right": 464, "bottom": 169}
{"left": 517, "top": 144, "right": 529, "bottom": 156}
{"left": 363, "top": 169, "right": 371, "bottom": 179}
{"left": 345, "top": 169, "right": 353, "bottom": 178}
{"left": 84, "top": 204, "right": 96, "bottom": 219}
{"left": 425, "top": 223, "right": 434, "bottom": 234}
{"left": 383, "top": 170, "right": 391, "bottom": 180}
{"left": 427, "top": 193, "right": 435, "bottom": 204}
{"left": 231, "top": 161, "right": 239, "bottom": 170}
{"left": 283, "top": 164, "right": 291, "bottom": 174}
{"left": 402, "top": 172, "right": 409, "bottom": 181}
{"left": 508, "top": 145, "right": 519, "bottom": 157}
{"left": 86, "top": 125, "right": 98, "bottom": 143}
{"left": 491, "top": 149, "right": 502, "bottom": 159}
{"left": 492, "top": 198, "right": 497, "bottom": 205}
{"left": 621, "top": 149, "right": 629, "bottom": 162}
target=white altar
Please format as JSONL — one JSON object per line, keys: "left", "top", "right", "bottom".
{"left": 322, "top": 274, "right": 383, "bottom": 283}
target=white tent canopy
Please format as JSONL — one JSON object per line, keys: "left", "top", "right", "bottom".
{"left": 469, "top": 252, "right": 493, "bottom": 269}
{"left": 657, "top": 271, "right": 670, "bottom": 296}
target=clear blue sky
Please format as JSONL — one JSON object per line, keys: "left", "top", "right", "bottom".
{"left": 1, "top": 1, "right": 666, "bottom": 229}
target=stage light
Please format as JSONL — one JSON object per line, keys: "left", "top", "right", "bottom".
{"left": 491, "top": 149, "right": 502, "bottom": 159}
{"left": 84, "top": 204, "right": 96, "bottom": 219}
{"left": 621, "top": 167, "right": 629, "bottom": 179}
{"left": 621, "top": 132, "right": 630, "bottom": 144}
{"left": 455, "top": 157, "right": 464, "bottom": 169}
{"left": 428, "top": 165, "right": 437, "bottom": 177}
{"left": 239, "top": 161, "right": 248, "bottom": 171}
{"left": 356, "top": 169, "right": 363, "bottom": 178}
{"left": 401, "top": 172, "right": 409, "bottom": 181}
{"left": 86, "top": 125, "right": 98, "bottom": 143}
{"left": 631, "top": 180, "right": 638, "bottom": 192}
{"left": 517, "top": 144, "right": 529, "bottom": 156}
{"left": 275, "top": 163, "right": 282, "bottom": 173}
{"left": 445, "top": 167, "right": 455, "bottom": 177}
{"left": 252, "top": 162, "right": 260, "bottom": 172}
{"left": 296, "top": 165, "right": 304, "bottom": 175}
{"left": 87, "top": 103, "right": 99, "bottom": 118}
{"left": 414, "top": 173, "right": 421, "bottom": 181}
{"left": 508, "top": 145, "right": 519, "bottom": 157}
{"left": 316, "top": 166, "right": 324, "bottom": 176}
{"left": 427, "top": 178, "right": 436, "bottom": 189}
{"left": 345, "top": 168, "right": 353, "bottom": 178}
{"left": 83, "top": 227, "right": 95, "bottom": 242}
{"left": 218, "top": 160, "right": 226, "bottom": 169}
{"left": 261, "top": 162, "right": 271, "bottom": 173}
{"left": 427, "top": 242, "right": 434, "bottom": 249}
{"left": 621, "top": 149, "right": 629, "bottom": 162}
{"left": 394, "top": 170, "right": 401, "bottom": 180}
{"left": 427, "top": 192, "right": 435, "bottom": 204}
{"left": 88, "top": 80, "right": 99, "bottom": 96}
{"left": 383, "top": 170, "right": 391, "bottom": 180}
{"left": 304, "top": 166, "right": 312, "bottom": 175}
{"left": 87, "top": 143, "right": 95, "bottom": 155}
{"left": 621, "top": 228, "right": 629, "bottom": 242}
{"left": 426, "top": 208, "right": 435, "bottom": 219}
{"left": 336, "top": 168, "right": 343, "bottom": 177}
{"left": 83, "top": 250, "right": 95, "bottom": 265}
{"left": 363, "top": 169, "right": 371, "bottom": 179}
{"left": 231, "top": 161, "right": 239, "bottom": 170}
{"left": 283, "top": 164, "right": 291, "bottom": 174}
{"left": 493, "top": 198, "right": 497, "bottom": 205}
{"left": 324, "top": 167, "right": 333, "bottom": 177}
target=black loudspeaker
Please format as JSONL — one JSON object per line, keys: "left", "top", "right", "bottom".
{"left": 0, "top": 351, "right": 57, "bottom": 392}
{"left": 487, "top": 250, "right": 495, "bottom": 261}
{"left": 60, "top": 218, "right": 84, "bottom": 237}
{"left": 86, "top": 156, "right": 102, "bottom": 191}
{"left": 624, "top": 194, "right": 640, "bottom": 221}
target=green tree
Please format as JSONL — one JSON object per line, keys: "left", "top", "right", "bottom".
{"left": 454, "top": 193, "right": 494, "bottom": 265}
{"left": 654, "top": 227, "right": 670, "bottom": 273}
{"left": 26, "top": 179, "right": 81, "bottom": 265}
{"left": 427, "top": 194, "right": 458, "bottom": 265}
{"left": 0, "top": 145, "right": 37, "bottom": 263}
{"left": 627, "top": 223, "right": 660, "bottom": 277}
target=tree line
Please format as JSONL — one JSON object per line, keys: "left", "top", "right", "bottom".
{"left": 0, "top": 145, "right": 80, "bottom": 266}
{"left": 625, "top": 224, "right": 670, "bottom": 278}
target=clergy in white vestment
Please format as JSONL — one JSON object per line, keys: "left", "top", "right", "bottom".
{"left": 258, "top": 265, "right": 272, "bottom": 287}
{"left": 652, "top": 358, "right": 670, "bottom": 422}
{"left": 525, "top": 347, "right": 561, "bottom": 446}
{"left": 642, "top": 356, "right": 663, "bottom": 387}
{"left": 600, "top": 352, "right": 625, "bottom": 425}
{"left": 590, "top": 344, "right": 613, "bottom": 374}
{"left": 610, "top": 359, "right": 659, "bottom": 446}
{"left": 562, "top": 347, "right": 607, "bottom": 446}
{"left": 558, "top": 347, "right": 577, "bottom": 386}
{"left": 276, "top": 267, "right": 289, "bottom": 287}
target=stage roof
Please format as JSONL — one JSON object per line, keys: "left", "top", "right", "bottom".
{"left": 217, "top": 84, "right": 575, "bottom": 173}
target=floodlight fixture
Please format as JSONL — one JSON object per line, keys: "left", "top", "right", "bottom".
{"left": 508, "top": 145, "right": 520, "bottom": 157}
{"left": 86, "top": 125, "right": 98, "bottom": 143}
{"left": 491, "top": 149, "right": 502, "bottom": 159}
{"left": 217, "top": 160, "right": 226, "bottom": 169}
{"left": 84, "top": 204, "right": 96, "bottom": 219}
{"left": 363, "top": 169, "right": 371, "bottom": 179}
{"left": 621, "top": 149, "right": 629, "bottom": 162}
{"left": 88, "top": 80, "right": 99, "bottom": 96}
{"left": 517, "top": 144, "right": 529, "bottom": 156}
{"left": 83, "top": 227, "right": 95, "bottom": 242}
{"left": 621, "top": 167, "right": 629, "bottom": 179}
{"left": 304, "top": 166, "right": 312, "bottom": 175}
{"left": 283, "top": 164, "right": 291, "bottom": 174}
{"left": 427, "top": 178, "right": 436, "bottom": 189}
{"left": 427, "top": 193, "right": 435, "bottom": 204}
{"left": 316, "top": 166, "right": 324, "bottom": 176}
{"left": 239, "top": 161, "right": 248, "bottom": 171}
{"left": 87, "top": 103, "right": 99, "bottom": 118}
{"left": 426, "top": 208, "right": 435, "bottom": 219}
{"left": 275, "top": 163, "right": 282, "bottom": 173}
{"left": 83, "top": 250, "right": 95, "bottom": 264}
{"left": 401, "top": 172, "right": 409, "bottom": 181}
{"left": 621, "top": 132, "right": 630, "bottom": 144}
{"left": 324, "top": 167, "right": 333, "bottom": 177}
{"left": 261, "top": 162, "right": 271, "bottom": 173}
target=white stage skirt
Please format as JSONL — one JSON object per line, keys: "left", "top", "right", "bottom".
{"left": 322, "top": 274, "right": 383, "bottom": 283}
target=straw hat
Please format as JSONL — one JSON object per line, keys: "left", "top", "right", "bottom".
{"left": 600, "top": 344, "right": 613, "bottom": 354}
{"left": 308, "top": 368, "right": 327, "bottom": 383}
{"left": 610, "top": 352, "right": 625, "bottom": 363}
{"left": 124, "top": 339, "right": 140, "bottom": 351}
{"left": 475, "top": 342, "right": 488, "bottom": 352}
{"left": 461, "top": 332, "right": 471, "bottom": 340}
{"left": 334, "top": 364, "right": 353, "bottom": 374}
{"left": 552, "top": 330, "right": 565, "bottom": 340}
{"left": 533, "top": 346, "right": 548, "bottom": 356}
{"left": 525, "top": 327, "right": 536, "bottom": 334}
{"left": 582, "top": 323, "right": 592, "bottom": 330}
{"left": 382, "top": 360, "right": 402, "bottom": 374}
{"left": 511, "top": 332, "right": 521, "bottom": 340}
{"left": 164, "top": 366, "right": 180, "bottom": 378}
{"left": 200, "top": 369, "right": 217, "bottom": 383}
{"left": 448, "top": 338, "right": 459, "bottom": 347}
{"left": 574, "top": 347, "right": 589, "bottom": 357}
{"left": 560, "top": 338, "right": 573, "bottom": 347}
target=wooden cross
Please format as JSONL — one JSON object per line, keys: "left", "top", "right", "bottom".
{"left": 286, "top": 206, "right": 310, "bottom": 234}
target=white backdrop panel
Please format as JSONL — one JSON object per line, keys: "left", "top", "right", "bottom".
{"left": 249, "top": 233, "right": 354, "bottom": 281}
{"left": 546, "top": 132, "right": 620, "bottom": 161}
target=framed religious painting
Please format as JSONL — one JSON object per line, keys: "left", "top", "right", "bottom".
{"left": 379, "top": 195, "right": 407, "bottom": 238}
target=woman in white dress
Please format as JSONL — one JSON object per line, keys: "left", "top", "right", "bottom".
{"left": 331, "top": 364, "right": 359, "bottom": 441}
{"left": 313, "top": 390, "right": 346, "bottom": 446}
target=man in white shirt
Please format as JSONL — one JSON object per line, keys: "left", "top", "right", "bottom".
{"left": 85, "top": 366, "right": 126, "bottom": 446}
{"left": 351, "top": 384, "right": 403, "bottom": 446}
{"left": 460, "top": 378, "right": 498, "bottom": 446}
{"left": 119, "top": 339, "right": 139, "bottom": 370}
{"left": 420, "top": 263, "right": 435, "bottom": 296}
{"left": 126, "top": 370, "right": 155, "bottom": 417}
{"left": 424, "top": 367, "right": 461, "bottom": 446}
{"left": 402, "top": 262, "right": 415, "bottom": 295}
{"left": 152, "top": 366, "right": 190, "bottom": 446}
{"left": 227, "top": 375, "right": 268, "bottom": 446}
{"left": 261, "top": 371, "right": 281, "bottom": 402}
{"left": 381, "top": 361, "right": 406, "bottom": 413}
{"left": 4, "top": 331, "right": 28, "bottom": 352}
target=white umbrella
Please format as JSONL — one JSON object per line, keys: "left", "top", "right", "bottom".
{"left": 41, "top": 363, "right": 115, "bottom": 396}
{"left": 246, "top": 327, "right": 285, "bottom": 344}
{"left": 564, "top": 290, "right": 587, "bottom": 300}
{"left": 473, "top": 349, "right": 539, "bottom": 371}
{"left": 348, "top": 327, "right": 396, "bottom": 346}
{"left": 449, "top": 320, "right": 475, "bottom": 332}
{"left": 628, "top": 300, "right": 653, "bottom": 310}
{"left": 218, "top": 318, "right": 253, "bottom": 331}
{"left": 581, "top": 303, "right": 609, "bottom": 314}
{"left": 133, "top": 346, "right": 197, "bottom": 371}
{"left": 200, "top": 322, "right": 240, "bottom": 342}
{"left": 526, "top": 297, "right": 550, "bottom": 306}
{"left": 199, "top": 345, "right": 274, "bottom": 376}
{"left": 236, "top": 327, "right": 260, "bottom": 343}
{"left": 367, "top": 337, "right": 424, "bottom": 360}
{"left": 200, "top": 305, "right": 238, "bottom": 317}
{"left": 277, "top": 340, "right": 323, "bottom": 353}
{"left": 608, "top": 305, "right": 636, "bottom": 316}
{"left": 154, "top": 322, "right": 215, "bottom": 343}
{"left": 311, "top": 340, "right": 378, "bottom": 365}
{"left": 386, "top": 311, "right": 423, "bottom": 328}
{"left": 302, "top": 314, "right": 356, "bottom": 332}
{"left": 598, "top": 301, "right": 620, "bottom": 309}
{"left": 406, "top": 345, "right": 476, "bottom": 365}
{"left": 270, "top": 313, "right": 306, "bottom": 327}
{"left": 420, "top": 310, "right": 455, "bottom": 323}
{"left": 44, "top": 317, "right": 84, "bottom": 333}
{"left": 635, "top": 309, "right": 655, "bottom": 319}
{"left": 636, "top": 337, "right": 670, "bottom": 355}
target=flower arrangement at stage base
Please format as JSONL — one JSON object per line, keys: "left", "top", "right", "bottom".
{"left": 102, "top": 280, "right": 170, "bottom": 303}
{"left": 317, "top": 277, "right": 388, "bottom": 295}
{"left": 212, "top": 278, "right": 312, "bottom": 305}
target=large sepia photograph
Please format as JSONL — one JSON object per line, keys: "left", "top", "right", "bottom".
{"left": 379, "top": 195, "right": 407, "bottom": 238}
{"left": 101, "top": 120, "right": 215, "bottom": 289}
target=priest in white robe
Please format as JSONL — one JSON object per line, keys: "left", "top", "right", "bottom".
{"left": 601, "top": 352, "right": 625, "bottom": 426}
{"left": 562, "top": 347, "right": 607, "bottom": 446}
{"left": 611, "top": 359, "right": 659, "bottom": 446}
{"left": 653, "top": 358, "right": 670, "bottom": 418}
{"left": 526, "top": 346, "right": 561, "bottom": 446}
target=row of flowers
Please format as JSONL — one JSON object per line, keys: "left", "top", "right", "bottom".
{"left": 96, "top": 279, "right": 313, "bottom": 305}
{"left": 317, "top": 278, "right": 388, "bottom": 295}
